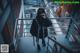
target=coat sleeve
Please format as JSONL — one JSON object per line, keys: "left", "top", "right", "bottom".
{"left": 30, "top": 19, "right": 38, "bottom": 36}
{"left": 44, "top": 18, "right": 52, "bottom": 27}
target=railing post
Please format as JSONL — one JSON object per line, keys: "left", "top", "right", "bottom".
{"left": 53, "top": 37, "right": 58, "bottom": 53}
{"left": 66, "top": 18, "right": 72, "bottom": 39}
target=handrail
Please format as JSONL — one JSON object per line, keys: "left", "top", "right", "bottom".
{"left": 12, "top": 17, "right": 73, "bottom": 53}
{"left": 12, "top": 18, "right": 18, "bottom": 51}
{"left": 48, "top": 36, "right": 73, "bottom": 53}
{"left": 66, "top": 18, "right": 72, "bottom": 38}
{"left": 17, "top": 17, "right": 71, "bottom": 20}
{"left": 13, "top": 18, "right": 18, "bottom": 39}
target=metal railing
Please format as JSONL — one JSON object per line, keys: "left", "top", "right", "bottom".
{"left": 13, "top": 18, "right": 34, "bottom": 51}
{"left": 66, "top": 17, "right": 80, "bottom": 43}
{"left": 13, "top": 17, "right": 71, "bottom": 52}
{"left": 47, "top": 17, "right": 80, "bottom": 53}
{"left": 47, "top": 36, "right": 73, "bottom": 53}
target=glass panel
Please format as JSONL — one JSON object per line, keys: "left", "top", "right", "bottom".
{"left": 23, "top": 28, "right": 30, "bottom": 33}
{"left": 25, "top": 14, "right": 30, "bottom": 18}
{"left": 23, "top": 20, "right": 32, "bottom": 24}
{"left": 23, "top": 25, "right": 26, "bottom": 28}
{"left": 18, "top": 20, "right": 21, "bottom": 24}
{"left": 23, "top": 20, "right": 26, "bottom": 24}
{"left": 17, "top": 25, "right": 20, "bottom": 28}
{"left": 26, "top": 25, "right": 31, "bottom": 28}
{"left": 27, "top": 20, "right": 32, "bottom": 24}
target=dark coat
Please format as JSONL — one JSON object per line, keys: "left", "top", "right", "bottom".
{"left": 30, "top": 17, "right": 52, "bottom": 38}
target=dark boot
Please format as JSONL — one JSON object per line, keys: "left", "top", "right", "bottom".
{"left": 37, "top": 44, "right": 41, "bottom": 50}
{"left": 42, "top": 39, "right": 46, "bottom": 47}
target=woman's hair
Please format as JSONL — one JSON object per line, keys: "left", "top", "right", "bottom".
{"left": 37, "top": 8, "right": 45, "bottom": 16}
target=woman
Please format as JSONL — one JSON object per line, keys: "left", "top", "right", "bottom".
{"left": 30, "top": 8, "right": 52, "bottom": 50}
